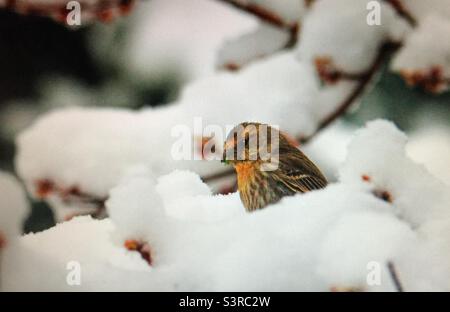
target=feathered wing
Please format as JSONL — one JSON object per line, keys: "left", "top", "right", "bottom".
{"left": 273, "top": 150, "right": 328, "bottom": 193}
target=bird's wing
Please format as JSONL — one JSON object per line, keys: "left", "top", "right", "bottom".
{"left": 273, "top": 151, "right": 328, "bottom": 193}
{"left": 275, "top": 170, "right": 327, "bottom": 193}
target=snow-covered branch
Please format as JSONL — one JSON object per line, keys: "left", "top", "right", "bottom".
{"left": 215, "top": 0, "right": 306, "bottom": 70}
{"left": 391, "top": 15, "right": 450, "bottom": 93}
{"left": 14, "top": 0, "right": 450, "bottom": 218}
{"left": 4, "top": 121, "right": 450, "bottom": 291}
{"left": 0, "top": 0, "right": 136, "bottom": 24}
{"left": 387, "top": 261, "right": 404, "bottom": 292}
{"left": 384, "top": 0, "right": 417, "bottom": 27}
{"left": 217, "top": 0, "right": 299, "bottom": 32}
{"left": 304, "top": 42, "right": 401, "bottom": 142}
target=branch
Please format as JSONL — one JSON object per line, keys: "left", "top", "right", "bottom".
{"left": 314, "top": 57, "right": 371, "bottom": 85}
{"left": 217, "top": 0, "right": 297, "bottom": 31}
{"left": 217, "top": 0, "right": 299, "bottom": 48}
{"left": 35, "top": 179, "right": 106, "bottom": 218}
{"left": 301, "top": 42, "right": 401, "bottom": 142}
{"left": 202, "top": 168, "right": 235, "bottom": 183}
{"left": 384, "top": 0, "right": 417, "bottom": 27}
{"left": 1, "top": 0, "right": 136, "bottom": 23}
{"left": 387, "top": 261, "right": 404, "bottom": 292}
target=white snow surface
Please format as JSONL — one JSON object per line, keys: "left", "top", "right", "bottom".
{"left": 0, "top": 172, "right": 28, "bottom": 243}
{"left": 125, "top": 0, "right": 258, "bottom": 81}
{"left": 4, "top": 121, "right": 450, "bottom": 291}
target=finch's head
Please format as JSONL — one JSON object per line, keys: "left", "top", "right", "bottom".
{"left": 223, "top": 122, "right": 290, "bottom": 166}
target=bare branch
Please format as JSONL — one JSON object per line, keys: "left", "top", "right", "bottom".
{"left": 202, "top": 168, "right": 235, "bottom": 183}
{"left": 217, "top": 0, "right": 296, "bottom": 31}
{"left": 35, "top": 179, "right": 106, "bottom": 218}
{"left": 301, "top": 42, "right": 401, "bottom": 143}
{"left": 384, "top": 0, "right": 417, "bottom": 27}
{"left": 217, "top": 0, "right": 299, "bottom": 49}
{"left": 387, "top": 261, "right": 404, "bottom": 292}
{"left": 314, "top": 57, "right": 370, "bottom": 85}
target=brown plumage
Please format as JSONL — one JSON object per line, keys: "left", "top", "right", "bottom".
{"left": 223, "top": 122, "right": 327, "bottom": 211}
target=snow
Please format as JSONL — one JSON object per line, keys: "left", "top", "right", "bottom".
{"left": 179, "top": 52, "right": 319, "bottom": 135}
{"left": 0, "top": 172, "right": 29, "bottom": 290}
{"left": 5, "top": 121, "right": 450, "bottom": 291}
{"left": 156, "top": 170, "right": 244, "bottom": 222}
{"left": 302, "top": 121, "right": 355, "bottom": 181}
{"left": 317, "top": 210, "right": 416, "bottom": 289}
{"left": 156, "top": 169, "right": 211, "bottom": 200}
{"left": 246, "top": 0, "right": 308, "bottom": 24}
{"left": 0, "top": 172, "right": 28, "bottom": 246}
{"left": 106, "top": 167, "right": 165, "bottom": 241}
{"left": 391, "top": 15, "right": 450, "bottom": 92}
{"left": 214, "top": 0, "right": 309, "bottom": 69}
{"left": 127, "top": 0, "right": 308, "bottom": 75}
{"left": 1, "top": 217, "right": 160, "bottom": 291}
{"left": 124, "top": 0, "right": 258, "bottom": 82}
{"left": 215, "top": 23, "right": 289, "bottom": 70}
{"left": 298, "top": 0, "right": 410, "bottom": 72}
{"left": 339, "top": 120, "right": 450, "bottom": 228}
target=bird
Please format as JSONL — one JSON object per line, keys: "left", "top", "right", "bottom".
{"left": 222, "top": 122, "right": 327, "bottom": 211}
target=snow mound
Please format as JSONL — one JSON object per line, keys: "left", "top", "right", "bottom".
{"left": 6, "top": 121, "right": 450, "bottom": 291}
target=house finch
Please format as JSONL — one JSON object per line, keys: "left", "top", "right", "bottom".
{"left": 223, "top": 122, "right": 327, "bottom": 211}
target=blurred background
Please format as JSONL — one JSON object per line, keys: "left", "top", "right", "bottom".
{"left": 0, "top": 0, "right": 449, "bottom": 233}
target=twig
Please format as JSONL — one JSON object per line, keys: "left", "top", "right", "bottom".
{"left": 202, "top": 168, "right": 235, "bottom": 183}
{"left": 217, "top": 0, "right": 299, "bottom": 48}
{"left": 1, "top": 0, "right": 136, "bottom": 23}
{"left": 387, "top": 261, "right": 404, "bottom": 292}
{"left": 35, "top": 179, "right": 106, "bottom": 218}
{"left": 217, "top": 0, "right": 296, "bottom": 31}
{"left": 301, "top": 42, "right": 401, "bottom": 142}
{"left": 384, "top": 0, "right": 417, "bottom": 27}
{"left": 314, "top": 57, "right": 371, "bottom": 85}
{"left": 307, "top": 0, "right": 418, "bottom": 27}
